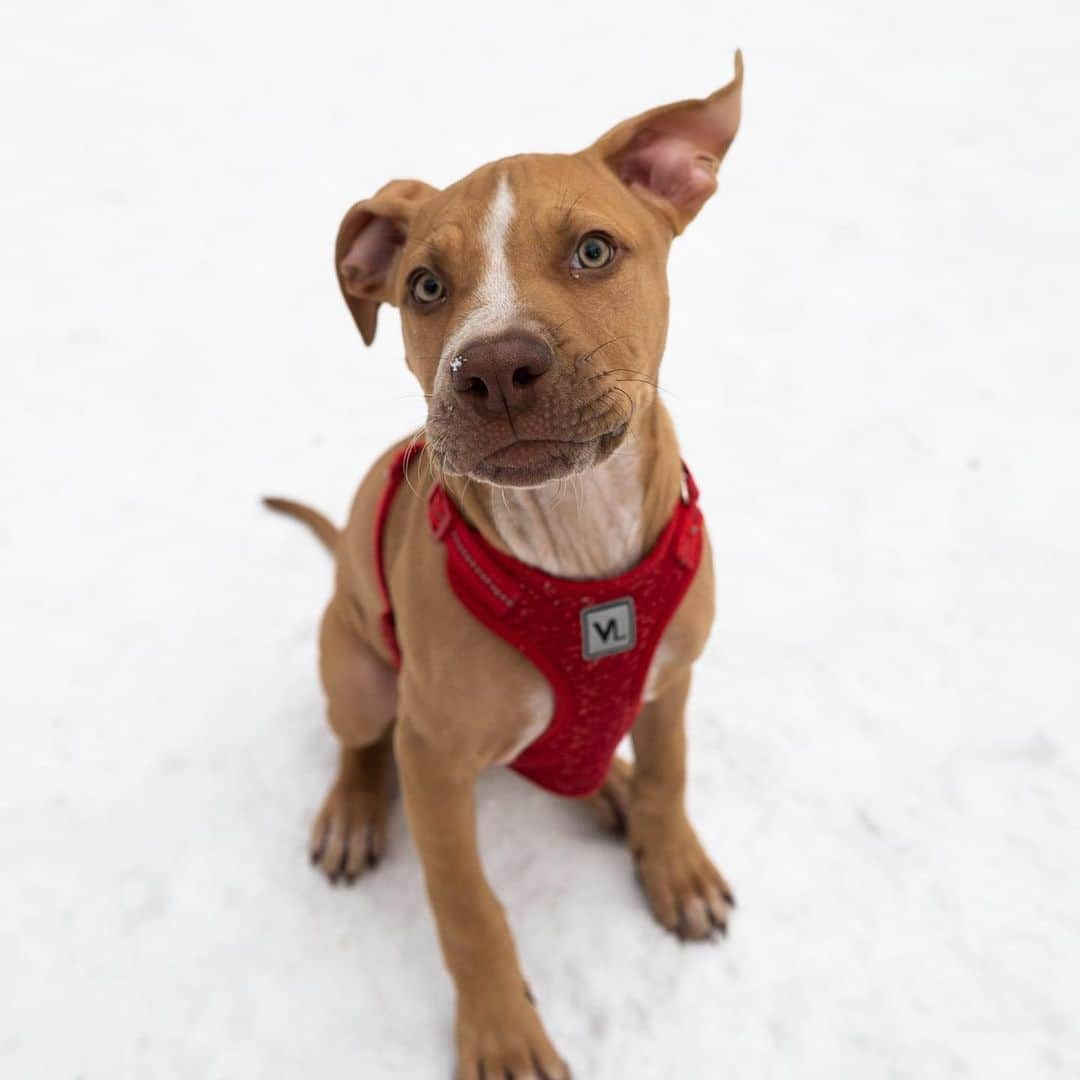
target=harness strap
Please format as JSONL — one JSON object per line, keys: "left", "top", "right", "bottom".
{"left": 427, "top": 486, "right": 522, "bottom": 615}
{"left": 372, "top": 442, "right": 421, "bottom": 667}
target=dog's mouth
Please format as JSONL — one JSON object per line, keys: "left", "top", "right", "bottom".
{"left": 468, "top": 428, "right": 627, "bottom": 488}
{"left": 426, "top": 374, "right": 636, "bottom": 488}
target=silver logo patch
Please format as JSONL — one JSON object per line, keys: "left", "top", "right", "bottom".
{"left": 581, "top": 598, "right": 636, "bottom": 660}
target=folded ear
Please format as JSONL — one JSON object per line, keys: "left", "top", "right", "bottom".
{"left": 585, "top": 50, "right": 743, "bottom": 235}
{"left": 335, "top": 178, "right": 439, "bottom": 345}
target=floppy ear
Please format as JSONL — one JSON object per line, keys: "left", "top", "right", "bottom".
{"left": 335, "top": 178, "right": 439, "bottom": 345}
{"left": 586, "top": 50, "right": 743, "bottom": 235}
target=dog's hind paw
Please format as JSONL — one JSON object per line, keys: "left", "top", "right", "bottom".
{"left": 309, "top": 742, "right": 392, "bottom": 884}
{"left": 584, "top": 755, "right": 632, "bottom": 835}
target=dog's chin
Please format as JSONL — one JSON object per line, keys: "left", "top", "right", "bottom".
{"left": 461, "top": 429, "right": 628, "bottom": 489}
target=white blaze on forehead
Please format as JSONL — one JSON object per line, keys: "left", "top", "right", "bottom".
{"left": 479, "top": 173, "right": 517, "bottom": 319}
{"left": 441, "top": 173, "right": 522, "bottom": 369}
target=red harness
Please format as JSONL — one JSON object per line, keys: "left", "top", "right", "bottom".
{"left": 374, "top": 443, "right": 704, "bottom": 798}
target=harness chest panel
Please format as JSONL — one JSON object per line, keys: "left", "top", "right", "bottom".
{"left": 374, "top": 443, "right": 704, "bottom": 798}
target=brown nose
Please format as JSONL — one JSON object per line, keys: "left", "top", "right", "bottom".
{"left": 450, "top": 333, "right": 554, "bottom": 418}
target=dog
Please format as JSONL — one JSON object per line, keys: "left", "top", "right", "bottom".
{"left": 266, "top": 52, "right": 743, "bottom": 1079}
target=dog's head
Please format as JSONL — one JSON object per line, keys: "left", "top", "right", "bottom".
{"left": 336, "top": 53, "right": 743, "bottom": 487}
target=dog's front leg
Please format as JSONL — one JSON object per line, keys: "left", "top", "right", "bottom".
{"left": 629, "top": 669, "right": 736, "bottom": 941}
{"left": 395, "top": 719, "right": 570, "bottom": 1080}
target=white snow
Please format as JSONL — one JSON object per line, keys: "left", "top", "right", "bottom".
{"left": 2, "top": 2, "right": 1079, "bottom": 1077}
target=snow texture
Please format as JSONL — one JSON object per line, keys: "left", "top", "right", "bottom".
{"left": 2, "top": 2, "right": 1079, "bottom": 1077}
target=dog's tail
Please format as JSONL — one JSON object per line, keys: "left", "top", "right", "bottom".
{"left": 262, "top": 496, "right": 339, "bottom": 553}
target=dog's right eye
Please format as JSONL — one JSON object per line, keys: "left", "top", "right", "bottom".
{"left": 410, "top": 270, "right": 446, "bottom": 305}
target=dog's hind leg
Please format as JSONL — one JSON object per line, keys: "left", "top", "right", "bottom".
{"left": 309, "top": 596, "right": 398, "bottom": 882}
{"left": 584, "top": 755, "right": 633, "bottom": 835}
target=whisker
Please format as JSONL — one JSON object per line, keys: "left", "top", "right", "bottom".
{"left": 616, "top": 377, "right": 671, "bottom": 397}
{"left": 612, "top": 384, "right": 636, "bottom": 429}
{"left": 577, "top": 336, "right": 630, "bottom": 371}
{"left": 401, "top": 429, "right": 428, "bottom": 500}
{"left": 560, "top": 191, "right": 586, "bottom": 230}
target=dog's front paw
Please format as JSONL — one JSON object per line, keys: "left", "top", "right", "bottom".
{"left": 454, "top": 987, "right": 571, "bottom": 1080}
{"left": 630, "top": 816, "right": 735, "bottom": 941}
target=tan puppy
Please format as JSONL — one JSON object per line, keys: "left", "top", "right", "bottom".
{"left": 268, "top": 53, "right": 743, "bottom": 1079}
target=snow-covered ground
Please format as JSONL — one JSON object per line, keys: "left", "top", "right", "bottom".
{"left": 3, "top": 2, "right": 1079, "bottom": 1076}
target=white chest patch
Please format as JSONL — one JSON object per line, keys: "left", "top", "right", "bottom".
{"left": 491, "top": 447, "right": 645, "bottom": 579}
{"left": 642, "top": 638, "right": 674, "bottom": 703}
{"left": 498, "top": 683, "right": 554, "bottom": 764}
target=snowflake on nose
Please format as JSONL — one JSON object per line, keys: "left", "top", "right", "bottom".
{"left": 449, "top": 355, "right": 467, "bottom": 374}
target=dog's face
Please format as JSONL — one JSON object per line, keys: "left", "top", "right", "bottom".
{"left": 337, "top": 55, "right": 742, "bottom": 487}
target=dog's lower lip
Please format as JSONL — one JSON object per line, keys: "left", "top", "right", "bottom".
{"left": 483, "top": 439, "right": 575, "bottom": 467}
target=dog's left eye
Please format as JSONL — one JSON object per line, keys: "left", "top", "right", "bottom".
{"left": 410, "top": 270, "right": 446, "bottom": 304}
{"left": 573, "top": 233, "right": 616, "bottom": 270}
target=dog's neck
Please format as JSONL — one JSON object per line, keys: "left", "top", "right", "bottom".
{"left": 444, "top": 401, "right": 684, "bottom": 580}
